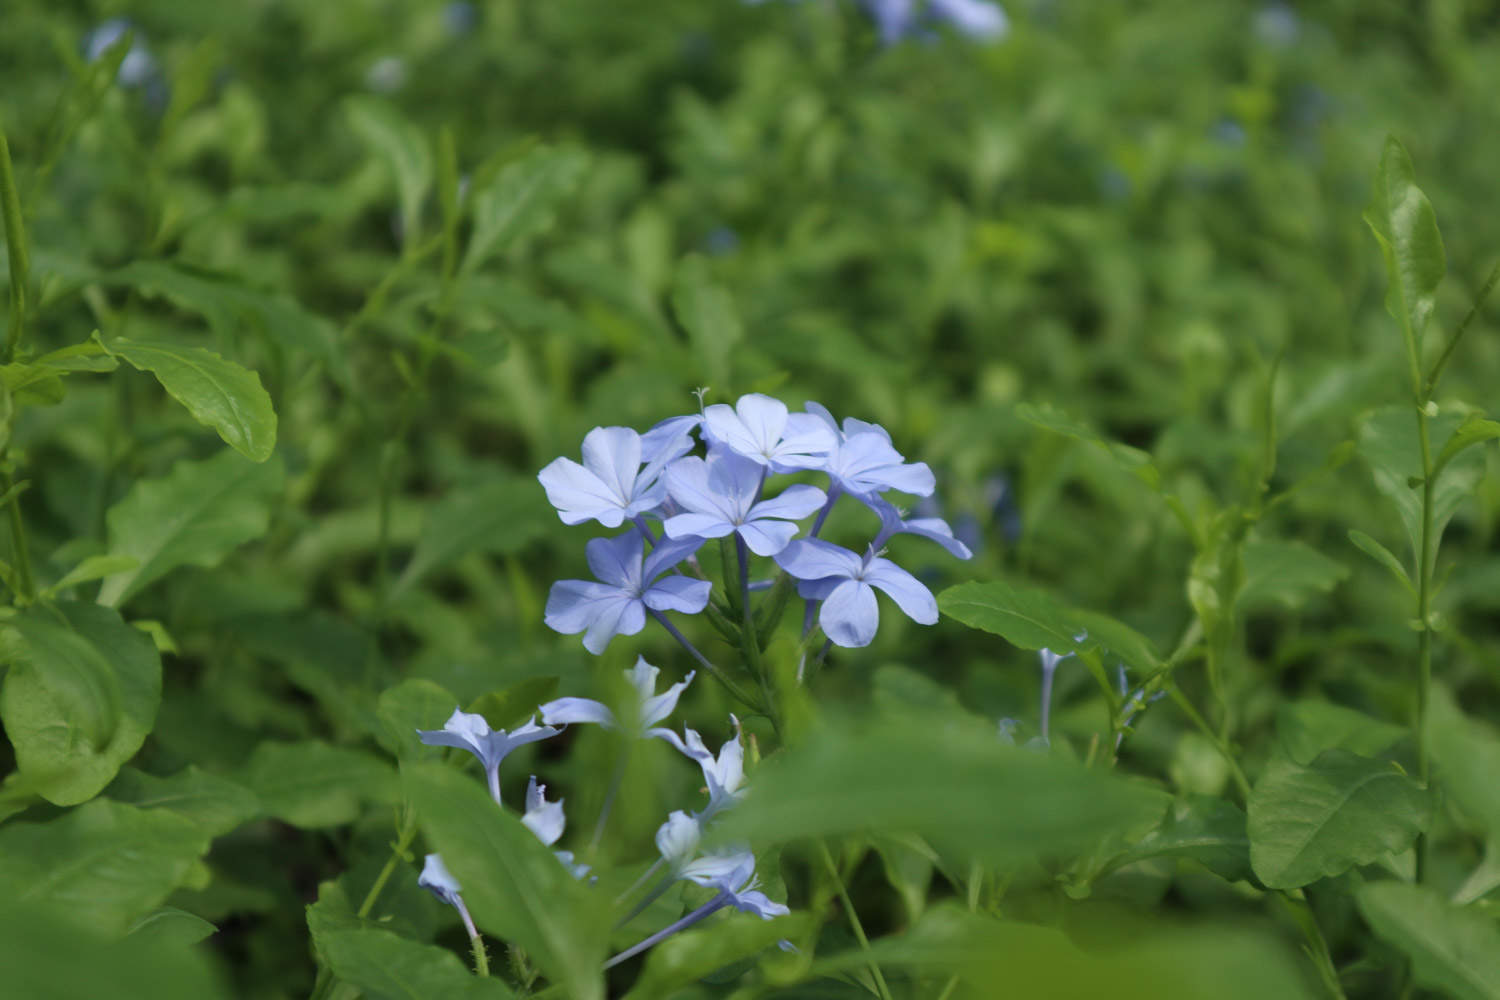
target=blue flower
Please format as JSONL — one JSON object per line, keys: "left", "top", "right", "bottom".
{"left": 664, "top": 448, "right": 825, "bottom": 556}
{"left": 804, "top": 403, "right": 936, "bottom": 504}
{"left": 418, "top": 853, "right": 480, "bottom": 938}
{"left": 539, "top": 426, "right": 677, "bottom": 528}
{"left": 775, "top": 538, "right": 938, "bottom": 647}
{"left": 522, "top": 776, "right": 592, "bottom": 880}
{"left": 655, "top": 717, "right": 746, "bottom": 820}
{"left": 417, "top": 708, "right": 560, "bottom": 805}
{"left": 679, "top": 849, "right": 790, "bottom": 920}
{"left": 540, "top": 656, "right": 694, "bottom": 739}
{"left": 871, "top": 497, "right": 973, "bottom": 560}
{"left": 654, "top": 809, "right": 702, "bottom": 869}
{"left": 545, "top": 529, "right": 710, "bottom": 653}
{"left": 702, "top": 394, "right": 835, "bottom": 473}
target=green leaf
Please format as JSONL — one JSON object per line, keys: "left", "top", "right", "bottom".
{"left": 128, "top": 906, "right": 217, "bottom": 948}
{"left": 1357, "top": 882, "right": 1500, "bottom": 1000}
{"left": 1248, "top": 749, "right": 1429, "bottom": 889}
{"left": 671, "top": 255, "right": 742, "bottom": 390}
{"left": 405, "top": 762, "right": 609, "bottom": 1000}
{"left": 1110, "top": 796, "right": 1252, "bottom": 883}
{"left": 0, "top": 899, "right": 226, "bottom": 1000}
{"left": 240, "top": 741, "right": 398, "bottom": 829}
{"left": 1275, "top": 700, "right": 1408, "bottom": 767}
{"left": 1433, "top": 414, "right": 1500, "bottom": 479}
{"left": 1359, "top": 406, "right": 1483, "bottom": 568}
{"left": 711, "top": 716, "right": 1169, "bottom": 864}
{"left": 346, "top": 97, "right": 432, "bottom": 247}
{"left": 104, "top": 335, "right": 277, "bottom": 461}
{"left": 1016, "top": 401, "right": 1160, "bottom": 488}
{"left": 106, "top": 765, "right": 261, "bottom": 839}
{"left": 375, "top": 678, "right": 462, "bottom": 760}
{"left": 1428, "top": 684, "right": 1500, "bottom": 839}
{"left": 316, "top": 927, "right": 516, "bottom": 1000}
{"left": 43, "top": 554, "right": 138, "bottom": 598}
{"left": 0, "top": 601, "right": 162, "bottom": 805}
{"left": 1347, "top": 529, "right": 1414, "bottom": 595}
{"left": 939, "top": 579, "right": 1161, "bottom": 675}
{"left": 1236, "top": 538, "right": 1348, "bottom": 611}
{"left": 462, "top": 146, "right": 587, "bottom": 274}
{"left": 465, "top": 676, "right": 561, "bottom": 732}
{"left": 393, "top": 475, "right": 552, "bottom": 597}
{"left": 0, "top": 799, "right": 209, "bottom": 935}
{"left": 621, "top": 913, "right": 808, "bottom": 1000}
{"left": 1364, "top": 137, "right": 1446, "bottom": 369}
{"left": 97, "top": 449, "right": 283, "bottom": 607}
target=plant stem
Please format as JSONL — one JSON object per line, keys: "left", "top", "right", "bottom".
{"left": 604, "top": 894, "right": 730, "bottom": 970}
{"left": 1166, "top": 682, "right": 1251, "bottom": 802}
{"left": 1413, "top": 405, "right": 1435, "bottom": 884}
{"left": 357, "top": 813, "right": 419, "bottom": 919}
{"left": 588, "top": 750, "right": 628, "bottom": 855}
{"left": 818, "top": 839, "right": 893, "bottom": 1000}
{"left": 1, "top": 125, "right": 28, "bottom": 365}
{"left": 650, "top": 609, "right": 761, "bottom": 709}
{"left": 2, "top": 469, "right": 34, "bottom": 602}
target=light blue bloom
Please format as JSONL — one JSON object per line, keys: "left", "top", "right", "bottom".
{"left": 417, "top": 708, "right": 560, "bottom": 805}
{"left": 664, "top": 449, "right": 825, "bottom": 556}
{"left": 418, "top": 853, "right": 480, "bottom": 938}
{"left": 775, "top": 538, "right": 938, "bottom": 648}
{"left": 654, "top": 809, "right": 702, "bottom": 869}
{"left": 679, "top": 849, "right": 791, "bottom": 920}
{"left": 539, "top": 426, "right": 677, "bottom": 528}
{"left": 702, "top": 394, "right": 835, "bottom": 473}
{"left": 805, "top": 403, "right": 936, "bottom": 503}
{"left": 545, "top": 530, "right": 710, "bottom": 653}
{"left": 522, "top": 776, "right": 592, "bottom": 880}
{"left": 655, "top": 717, "right": 746, "bottom": 820}
{"left": 871, "top": 497, "right": 973, "bottom": 560}
{"left": 540, "top": 656, "right": 694, "bottom": 739}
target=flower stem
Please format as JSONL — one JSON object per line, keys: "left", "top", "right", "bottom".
{"left": 614, "top": 858, "right": 665, "bottom": 907}
{"left": 603, "top": 894, "right": 730, "bottom": 969}
{"left": 818, "top": 839, "right": 893, "bottom": 1000}
{"left": 357, "top": 811, "right": 419, "bottom": 919}
{"left": 589, "top": 749, "right": 629, "bottom": 856}
{"left": 631, "top": 515, "right": 658, "bottom": 545}
{"left": 1166, "top": 682, "right": 1251, "bottom": 802}
{"left": 1413, "top": 403, "right": 1435, "bottom": 884}
{"left": 615, "top": 868, "right": 678, "bottom": 929}
{"left": 809, "top": 485, "right": 841, "bottom": 538}
{"left": 650, "top": 609, "right": 761, "bottom": 710}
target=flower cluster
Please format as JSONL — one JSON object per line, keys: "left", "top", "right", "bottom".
{"left": 414, "top": 658, "right": 788, "bottom": 969}
{"left": 539, "top": 393, "right": 970, "bottom": 666}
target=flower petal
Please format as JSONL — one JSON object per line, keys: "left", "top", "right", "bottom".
{"left": 664, "top": 456, "right": 734, "bottom": 520}
{"left": 731, "top": 394, "right": 789, "bottom": 456}
{"left": 640, "top": 669, "right": 694, "bottom": 728}
{"left": 418, "top": 853, "right": 463, "bottom": 906}
{"left": 521, "top": 776, "right": 566, "bottom": 847}
{"left": 585, "top": 531, "right": 644, "bottom": 589}
{"left": 539, "top": 697, "right": 618, "bottom": 729}
{"left": 642, "top": 534, "right": 707, "bottom": 581}
{"left": 579, "top": 426, "right": 642, "bottom": 507}
{"left": 865, "top": 558, "right": 939, "bottom": 625}
{"left": 750, "top": 483, "right": 826, "bottom": 523}
{"left": 537, "top": 456, "right": 626, "bottom": 527}
{"left": 664, "top": 511, "right": 735, "bottom": 541}
{"left": 642, "top": 575, "right": 712, "bottom": 614}
{"left": 737, "top": 518, "right": 799, "bottom": 557}
{"left": 544, "top": 580, "right": 627, "bottom": 635}
{"left": 819, "top": 579, "right": 880, "bottom": 647}
{"left": 582, "top": 596, "right": 645, "bottom": 654}
{"left": 775, "top": 538, "right": 862, "bottom": 582}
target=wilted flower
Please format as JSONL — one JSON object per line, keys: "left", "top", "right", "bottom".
{"left": 417, "top": 708, "right": 559, "bottom": 805}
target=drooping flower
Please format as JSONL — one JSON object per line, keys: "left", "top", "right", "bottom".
{"left": 702, "top": 394, "right": 835, "bottom": 473}
{"left": 655, "top": 809, "right": 702, "bottom": 869}
{"left": 522, "top": 776, "right": 591, "bottom": 880}
{"left": 679, "top": 849, "right": 791, "bottom": 920}
{"left": 539, "top": 426, "right": 674, "bottom": 528}
{"left": 655, "top": 717, "right": 746, "bottom": 820}
{"left": 545, "top": 529, "right": 710, "bottom": 653}
{"left": 417, "top": 708, "right": 560, "bottom": 805}
{"left": 663, "top": 449, "right": 825, "bottom": 556}
{"left": 775, "top": 538, "right": 938, "bottom": 648}
{"left": 540, "top": 657, "right": 694, "bottom": 740}
{"left": 418, "top": 853, "right": 479, "bottom": 939}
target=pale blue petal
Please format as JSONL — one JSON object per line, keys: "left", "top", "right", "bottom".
{"left": 642, "top": 534, "right": 707, "bottom": 581}
{"left": 585, "top": 531, "right": 644, "bottom": 589}
{"left": 865, "top": 558, "right": 939, "bottom": 625}
{"left": 903, "top": 516, "right": 973, "bottom": 559}
{"left": 795, "top": 576, "right": 842, "bottom": 601}
{"left": 654, "top": 810, "right": 701, "bottom": 866}
{"left": 664, "top": 511, "right": 735, "bottom": 541}
{"left": 665, "top": 456, "right": 734, "bottom": 520}
{"left": 640, "top": 669, "right": 694, "bottom": 728}
{"left": 704, "top": 448, "right": 763, "bottom": 514}
{"left": 775, "top": 538, "right": 862, "bottom": 582}
{"left": 537, "top": 456, "right": 627, "bottom": 527}
{"left": 750, "top": 483, "right": 826, "bottom": 522}
{"left": 642, "top": 575, "right": 712, "bottom": 614}
{"left": 418, "top": 853, "right": 463, "bottom": 906}
{"left": 731, "top": 394, "right": 789, "bottom": 456}
{"left": 521, "top": 776, "right": 566, "bottom": 846}
{"left": 738, "top": 518, "right": 799, "bottom": 557}
{"left": 820, "top": 579, "right": 880, "bottom": 647}
{"left": 583, "top": 596, "right": 645, "bottom": 653}
{"left": 579, "top": 426, "right": 642, "bottom": 506}
{"left": 625, "top": 657, "right": 660, "bottom": 701}
{"left": 730, "top": 887, "right": 791, "bottom": 920}
{"left": 544, "top": 580, "right": 625, "bottom": 635}
{"left": 803, "top": 401, "right": 841, "bottom": 439}
{"left": 539, "top": 697, "right": 618, "bottom": 729}
{"left": 769, "top": 412, "right": 837, "bottom": 471}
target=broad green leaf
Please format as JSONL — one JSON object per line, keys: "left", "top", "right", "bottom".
{"left": 1347, "top": 529, "right": 1414, "bottom": 595}
{"left": 1236, "top": 538, "right": 1347, "bottom": 610}
{"left": 1358, "top": 882, "right": 1500, "bottom": 1000}
{"left": 1359, "top": 406, "right": 1483, "bottom": 568}
{"left": 316, "top": 927, "right": 516, "bottom": 1000}
{"left": 462, "top": 146, "right": 587, "bottom": 274}
{"left": 671, "top": 255, "right": 742, "bottom": 389}
{"left": 0, "top": 899, "right": 227, "bottom": 1000}
{"left": 376, "top": 678, "right": 462, "bottom": 760}
{"left": 1364, "top": 137, "right": 1446, "bottom": 362}
{"left": 1109, "top": 796, "right": 1251, "bottom": 884}
{"left": 712, "top": 717, "right": 1169, "bottom": 864}
{"left": 0, "top": 601, "right": 162, "bottom": 805}
{"left": 1276, "top": 700, "right": 1407, "bottom": 767}
{"left": 97, "top": 449, "right": 283, "bottom": 607}
{"left": 128, "top": 906, "right": 217, "bottom": 947}
{"left": 1016, "top": 401, "right": 1160, "bottom": 487}
{"left": 104, "top": 335, "right": 277, "bottom": 461}
{"left": 621, "top": 913, "right": 808, "bottom": 1000}
{"left": 405, "top": 762, "right": 609, "bottom": 1000}
{"left": 0, "top": 799, "right": 209, "bottom": 935}
{"left": 939, "top": 579, "right": 1161, "bottom": 674}
{"left": 106, "top": 765, "right": 261, "bottom": 838}
{"left": 807, "top": 904, "right": 1318, "bottom": 1000}
{"left": 346, "top": 97, "right": 432, "bottom": 247}
{"left": 1428, "top": 684, "right": 1500, "bottom": 838}
{"left": 392, "top": 475, "right": 552, "bottom": 597}
{"left": 240, "top": 741, "right": 398, "bottom": 829}
{"left": 1248, "top": 749, "right": 1428, "bottom": 889}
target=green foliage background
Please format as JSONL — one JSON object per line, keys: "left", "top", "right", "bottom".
{"left": 2, "top": 1, "right": 1500, "bottom": 997}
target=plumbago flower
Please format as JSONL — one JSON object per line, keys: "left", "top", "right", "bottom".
{"left": 702, "top": 393, "right": 835, "bottom": 472}
{"left": 417, "top": 708, "right": 559, "bottom": 804}
{"left": 775, "top": 539, "right": 939, "bottom": 648}
{"left": 656, "top": 716, "right": 747, "bottom": 821}
{"left": 538, "top": 418, "right": 698, "bottom": 528}
{"left": 664, "top": 449, "right": 825, "bottom": 555}
{"left": 539, "top": 656, "right": 694, "bottom": 740}
{"left": 522, "top": 776, "right": 591, "bottom": 880}
{"left": 544, "top": 530, "right": 710, "bottom": 653}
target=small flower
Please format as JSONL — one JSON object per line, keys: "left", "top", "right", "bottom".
{"left": 540, "top": 656, "right": 695, "bottom": 738}
{"left": 871, "top": 497, "right": 973, "bottom": 560}
{"left": 522, "top": 776, "right": 592, "bottom": 880}
{"left": 656, "top": 717, "right": 746, "bottom": 820}
{"left": 680, "top": 849, "right": 790, "bottom": 920}
{"left": 702, "top": 394, "right": 835, "bottom": 472}
{"left": 664, "top": 449, "right": 825, "bottom": 556}
{"left": 805, "top": 403, "right": 936, "bottom": 502}
{"left": 775, "top": 538, "right": 938, "bottom": 648}
{"left": 418, "top": 853, "right": 480, "bottom": 939}
{"left": 417, "top": 708, "right": 560, "bottom": 805}
{"left": 545, "top": 529, "right": 710, "bottom": 653}
{"left": 539, "top": 426, "right": 672, "bottom": 528}
{"left": 655, "top": 809, "right": 702, "bottom": 869}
